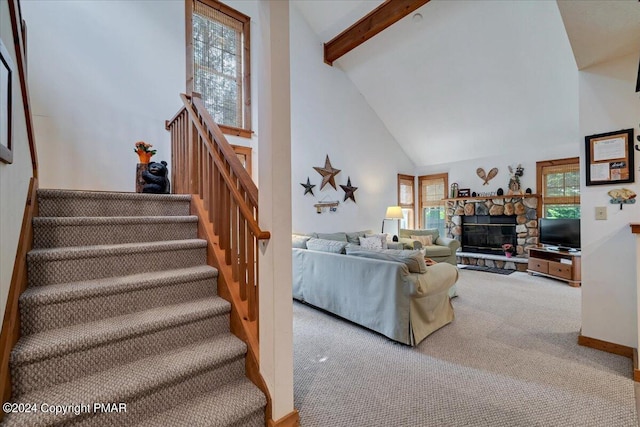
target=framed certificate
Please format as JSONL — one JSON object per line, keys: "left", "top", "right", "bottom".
{"left": 585, "top": 129, "right": 634, "bottom": 186}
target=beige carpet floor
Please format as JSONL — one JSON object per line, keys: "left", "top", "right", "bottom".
{"left": 293, "top": 269, "right": 637, "bottom": 426}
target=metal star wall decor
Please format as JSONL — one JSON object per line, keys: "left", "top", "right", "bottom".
{"left": 300, "top": 177, "right": 315, "bottom": 196}
{"left": 313, "top": 155, "right": 341, "bottom": 190}
{"left": 340, "top": 176, "right": 358, "bottom": 202}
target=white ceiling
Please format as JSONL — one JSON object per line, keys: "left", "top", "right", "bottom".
{"left": 293, "top": 0, "right": 640, "bottom": 168}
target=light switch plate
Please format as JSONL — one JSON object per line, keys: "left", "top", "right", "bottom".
{"left": 595, "top": 206, "right": 607, "bottom": 220}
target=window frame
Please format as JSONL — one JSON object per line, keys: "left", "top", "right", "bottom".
{"left": 536, "top": 157, "right": 580, "bottom": 219}
{"left": 397, "top": 174, "right": 415, "bottom": 229}
{"left": 186, "top": 0, "right": 252, "bottom": 138}
{"left": 418, "top": 173, "right": 448, "bottom": 230}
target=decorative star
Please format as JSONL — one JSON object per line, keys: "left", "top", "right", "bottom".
{"left": 313, "top": 155, "right": 341, "bottom": 190}
{"left": 340, "top": 177, "right": 358, "bottom": 203}
{"left": 300, "top": 177, "right": 316, "bottom": 196}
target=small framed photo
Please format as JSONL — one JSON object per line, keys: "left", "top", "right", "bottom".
{"left": 585, "top": 129, "right": 634, "bottom": 186}
{"left": 457, "top": 188, "right": 471, "bottom": 198}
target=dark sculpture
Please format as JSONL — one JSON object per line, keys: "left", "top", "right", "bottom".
{"left": 142, "top": 161, "right": 170, "bottom": 194}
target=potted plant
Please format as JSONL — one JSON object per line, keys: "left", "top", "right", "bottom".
{"left": 134, "top": 141, "right": 157, "bottom": 164}
{"left": 502, "top": 243, "right": 516, "bottom": 258}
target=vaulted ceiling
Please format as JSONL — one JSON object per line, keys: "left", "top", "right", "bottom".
{"left": 294, "top": 0, "right": 640, "bottom": 168}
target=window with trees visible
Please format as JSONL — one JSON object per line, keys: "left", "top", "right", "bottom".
{"left": 397, "top": 174, "right": 415, "bottom": 229}
{"left": 536, "top": 158, "right": 580, "bottom": 218}
{"left": 188, "top": 0, "right": 251, "bottom": 137}
{"left": 419, "top": 173, "right": 448, "bottom": 236}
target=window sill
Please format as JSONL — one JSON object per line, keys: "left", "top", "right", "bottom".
{"left": 219, "top": 124, "right": 253, "bottom": 139}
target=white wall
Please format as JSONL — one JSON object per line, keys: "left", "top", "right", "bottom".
{"left": 0, "top": 0, "right": 34, "bottom": 328}
{"left": 579, "top": 53, "right": 640, "bottom": 348}
{"left": 21, "top": 0, "right": 185, "bottom": 191}
{"left": 290, "top": 5, "right": 414, "bottom": 235}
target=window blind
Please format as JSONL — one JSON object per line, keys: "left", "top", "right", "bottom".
{"left": 542, "top": 162, "right": 580, "bottom": 205}
{"left": 420, "top": 177, "right": 446, "bottom": 207}
{"left": 193, "top": 0, "right": 243, "bottom": 128}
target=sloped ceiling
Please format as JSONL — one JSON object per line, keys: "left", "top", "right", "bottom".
{"left": 294, "top": 1, "right": 637, "bottom": 168}
{"left": 557, "top": 0, "right": 640, "bottom": 70}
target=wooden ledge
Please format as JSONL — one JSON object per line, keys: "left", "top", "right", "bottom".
{"left": 630, "top": 223, "right": 640, "bottom": 234}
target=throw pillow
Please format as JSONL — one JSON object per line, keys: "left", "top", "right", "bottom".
{"left": 306, "top": 238, "right": 347, "bottom": 254}
{"left": 359, "top": 236, "right": 383, "bottom": 250}
{"left": 411, "top": 234, "right": 433, "bottom": 246}
{"left": 345, "top": 247, "right": 427, "bottom": 274}
{"left": 364, "top": 233, "right": 389, "bottom": 249}
{"left": 292, "top": 234, "right": 311, "bottom": 249}
{"left": 315, "top": 232, "right": 348, "bottom": 242}
{"left": 345, "top": 230, "right": 373, "bottom": 245}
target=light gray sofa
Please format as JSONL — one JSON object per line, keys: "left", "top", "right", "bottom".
{"left": 292, "top": 246, "right": 458, "bottom": 346}
{"left": 398, "top": 228, "right": 460, "bottom": 266}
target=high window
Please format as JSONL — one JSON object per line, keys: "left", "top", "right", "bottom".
{"left": 188, "top": 0, "right": 251, "bottom": 137}
{"left": 419, "top": 173, "right": 448, "bottom": 236}
{"left": 536, "top": 158, "right": 580, "bottom": 218}
{"left": 397, "top": 174, "right": 415, "bottom": 229}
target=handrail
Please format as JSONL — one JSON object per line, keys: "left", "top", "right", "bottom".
{"left": 166, "top": 93, "right": 269, "bottom": 340}
{"left": 9, "top": 0, "right": 38, "bottom": 177}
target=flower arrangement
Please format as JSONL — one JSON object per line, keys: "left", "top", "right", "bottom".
{"left": 502, "top": 243, "right": 516, "bottom": 257}
{"left": 134, "top": 141, "right": 156, "bottom": 164}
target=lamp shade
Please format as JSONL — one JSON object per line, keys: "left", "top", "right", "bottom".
{"left": 385, "top": 206, "right": 404, "bottom": 219}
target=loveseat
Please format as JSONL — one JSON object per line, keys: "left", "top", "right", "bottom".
{"left": 292, "top": 240, "right": 459, "bottom": 346}
{"left": 398, "top": 228, "right": 460, "bottom": 266}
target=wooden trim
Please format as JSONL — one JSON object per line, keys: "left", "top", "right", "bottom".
{"left": 633, "top": 349, "right": 640, "bottom": 382}
{"left": 397, "top": 174, "right": 415, "bottom": 229}
{"left": 220, "top": 124, "right": 252, "bottom": 139}
{"left": 630, "top": 223, "right": 640, "bottom": 234}
{"left": 444, "top": 194, "right": 541, "bottom": 202}
{"left": 0, "top": 177, "right": 38, "bottom": 421}
{"left": 267, "top": 410, "right": 300, "bottom": 427}
{"left": 9, "top": 0, "right": 37, "bottom": 176}
{"left": 186, "top": 0, "right": 252, "bottom": 132}
{"left": 577, "top": 333, "right": 634, "bottom": 359}
{"left": 535, "top": 157, "right": 579, "bottom": 219}
{"left": 324, "top": 0, "right": 430, "bottom": 65}
{"left": 232, "top": 144, "right": 252, "bottom": 178}
{"left": 418, "top": 173, "right": 448, "bottom": 229}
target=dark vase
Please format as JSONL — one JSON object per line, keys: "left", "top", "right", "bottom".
{"left": 525, "top": 188, "right": 532, "bottom": 194}
{"left": 472, "top": 192, "right": 477, "bottom": 197}
{"left": 497, "top": 188, "right": 504, "bottom": 196}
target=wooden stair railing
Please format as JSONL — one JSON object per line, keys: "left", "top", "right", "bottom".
{"left": 0, "top": 0, "right": 39, "bottom": 421}
{"left": 165, "top": 93, "right": 269, "bottom": 366}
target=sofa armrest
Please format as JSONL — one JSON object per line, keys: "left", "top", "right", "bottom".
{"left": 398, "top": 237, "right": 422, "bottom": 250}
{"left": 435, "top": 236, "right": 460, "bottom": 252}
{"left": 387, "top": 242, "right": 404, "bottom": 250}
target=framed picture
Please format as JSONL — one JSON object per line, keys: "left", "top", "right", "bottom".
{"left": 0, "top": 37, "right": 13, "bottom": 164}
{"left": 585, "top": 129, "right": 634, "bottom": 186}
{"left": 457, "top": 188, "right": 471, "bottom": 198}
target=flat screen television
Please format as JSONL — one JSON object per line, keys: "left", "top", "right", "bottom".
{"left": 539, "top": 218, "right": 581, "bottom": 251}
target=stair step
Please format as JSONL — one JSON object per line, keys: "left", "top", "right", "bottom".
{"left": 4, "top": 334, "right": 248, "bottom": 427}
{"left": 33, "top": 215, "right": 198, "bottom": 248}
{"left": 11, "top": 297, "right": 231, "bottom": 397}
{"left": 135, "top": 377, "right": 266, "bottom": 427}
{"left": 27, "top": 239, "right": 207, "bottom": 286}
{"left": 37, "top": 189, "right": 191, "bottom": 217}
{"left": 20, "top": 266, "right": 219, "bottom": 335}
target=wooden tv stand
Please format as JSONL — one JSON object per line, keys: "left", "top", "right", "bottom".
{"left": 527, "top": 246, "right": 581, "bottom": 287}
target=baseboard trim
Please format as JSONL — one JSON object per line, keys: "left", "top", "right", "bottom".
{"left": 268, "top": 410, "right": 300, "bottom": 427}
{"left": 633, "top": 349, "right": 640, "bottom": 382}
{"left": 577, "top": 334, "right": 634, "bottom": 358}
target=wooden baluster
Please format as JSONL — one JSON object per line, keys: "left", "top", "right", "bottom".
{"left": 208, "top": 154, "right": 214, "bottom": 223}
{"left": 248, "top": 238, "right": 257, "bottom": 322}
{"left": 239, "top": 220, "right": 247, "bottom": 301}
{"left": 231, "top": 198, "right": 239, "bottom": 282}
{"left": 247, "top": 233, "right": 255, "bottom": 309}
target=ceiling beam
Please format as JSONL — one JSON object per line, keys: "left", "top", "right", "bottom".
{"left": 323, "top": 0, "right": 431, "bottom": 66}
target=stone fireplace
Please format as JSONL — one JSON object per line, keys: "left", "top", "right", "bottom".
{"left": 446, "top": 196, "right": 539, "bottom": 257}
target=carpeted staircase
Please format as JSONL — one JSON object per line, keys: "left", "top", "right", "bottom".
{"left": 3, "top": 189, "right": 266, "bottom": 427}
